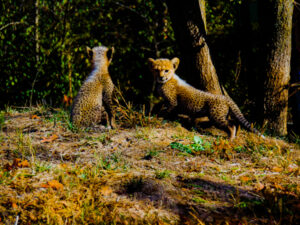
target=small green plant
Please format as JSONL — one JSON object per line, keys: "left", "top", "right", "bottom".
{"left": 35, "top": 162, "right": 52, "bottom": 173}
{"left": 155, "top": 170, "right": 171, "bottom": 179}
{"left": 94, "top": 153, "right": 126, "bottom": 171}
{"left": 234, "top": 146, "right": 247, "bottom": 153}
{"left": 221, "top": 175, "right": 229, "bottom": 182}
{"left": 192, "top": 197, "right": 207, "bottom": 203}
{"left": 98, "top": 157, "right": 113, "bottom": 170}
{"left": 0, "top": 171, "right": 10, "bottom": 184}
{"left": 86, "top": 134, "right": 111, "bottom": 144}
{"left": 46, "top": 109, "right": 79, "bottom": 132}
{"left": 170, "top": 136, "right": 212, "bottom": 155}
{"left": 289, "top": 131, "right": 300, "bottom": 145}
{"left": 234, "top": 200, "right": 264, "bottom": 209}
{"left": 144, "top": 149, "right": 159, "bottom": 160}
{"left": 0, "top": 111, "right": 5, "bottom": 130}
{"left": 14, "top": 129, "right": 36, "bottom": 159}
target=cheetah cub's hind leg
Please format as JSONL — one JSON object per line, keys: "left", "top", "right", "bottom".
{"left": 228, "top": 125, "right": 237, "bottom": 141}
{"left": 208, "top": 104, "right": 237, "bottom": 140}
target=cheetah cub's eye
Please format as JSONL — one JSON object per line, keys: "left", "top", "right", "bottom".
{"left": 164, "top": 70, "right": 169, "bottom": 73}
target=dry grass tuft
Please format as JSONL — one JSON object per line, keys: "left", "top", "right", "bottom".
{"left": 0, "top": 106, "right": 299, "bottom": 224}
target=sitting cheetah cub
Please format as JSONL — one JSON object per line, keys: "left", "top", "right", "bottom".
{"left": 148, "top": 57, "right": 260, "bottom": 140}
{"left": 71, "top": 46, "right": 115, "bottom": 129}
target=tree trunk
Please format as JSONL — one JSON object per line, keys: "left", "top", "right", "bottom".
{"left": 263, "top": 0, "right": 293, "bottom": 135}
{"left": 166, "top": 0, "right": 222, "bottom": 95}
{"left": 291, "top": 6, "right": 300, "bottom": 134}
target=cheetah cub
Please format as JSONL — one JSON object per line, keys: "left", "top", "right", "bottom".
{"left": 71, "top": 46, "right": 115, "bottom": 129}
{"left": 148, "top": 57, "right": 259, "bottom": 140}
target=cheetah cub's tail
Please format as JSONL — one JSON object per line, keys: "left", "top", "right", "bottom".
{"left": 228, "top": 99, "right": 264, "bottom": 137}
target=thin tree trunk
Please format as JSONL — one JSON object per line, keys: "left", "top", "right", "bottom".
{"left": 263, "top": 0, "right": 293, "bottom": 135}
{"left": 67, "top": 53, "right": 73, "bottom": 100}
{"left": 166, "top": 0, "right": 222, "bottom": 95}
{"left": 30, "top": 0, "right": 40, "bottom": 107}
{"left": 35, "top": 0, "right": 40, "bottom": 64}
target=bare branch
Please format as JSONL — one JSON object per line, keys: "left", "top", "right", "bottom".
{"left": 113, "top": 2, "right": 148, "bottom": 22}
{"left": 0, "top": 21, "right": 23, "bottom": 31}
{"left": 289, "top": 87, "right": 300, "bottom": 98}
{"left": 290, "top": 82, "right": 300, "bottom": 88}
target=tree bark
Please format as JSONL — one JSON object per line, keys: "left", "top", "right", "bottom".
{"left": 263, "top": 0, "right": 293, "bottom": 135}
{"left": 166, "top": 0, "right": 222, "bottom": 95}
{"left": 291, "top": 6, "right": 300, "bottom": 134}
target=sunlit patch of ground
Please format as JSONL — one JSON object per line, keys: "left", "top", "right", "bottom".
{"left": 0, "top": 107, "right": 299, "bottom": 224}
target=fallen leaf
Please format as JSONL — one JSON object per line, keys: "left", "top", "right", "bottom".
{"left": 42, "top": 180, "right": 64, "bottom": 190}
{"left": 254, "top": 183, "right": 265, "bottom": 191}
{"left": 41, "top": 183, "right": 49, "bottom": 188}
{"left": 272, "top": 166, "right": 283, "bottom": 172}
{"left": 4, "top": 163, "right": 13, "bottom": 171}
{"left": 288, "top": 164, "right": 298, "bottom": 173}
{"left": 41, "top": 134, "right": 58, "bottom": 143}
{"left": 19, "top": 160, "right": 29, "bottom": 167}
{"left": 12, "top": 202, "right": 18, "bottom": 209}
{"left": 274, "top": 183, "right": 284, "bottom": 190}
{"left": 13, "top": 158, "right": 21, "bottom": 167}
{"left": 31, "top": 114, "right": 40, "bottom": 119}
{"left": 5, "top": 158, "right": 30, "bottom": 170}
{"left": 63, "top": 95, "right": 73, "bottom": 106}
{"left": 48, "top": 180, "right": 64, "bottom": 190}
{"left": 240, "top": 176, "right": 251, "bottom": 182}
{"left": 100, "top": 185, "right": 113, "bottom": 196}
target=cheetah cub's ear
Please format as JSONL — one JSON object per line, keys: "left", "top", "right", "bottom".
{"left": 147, "top": 58, "right": 155, "bottom": 71}
{"left": 148, "top": 58, "right": 155, "bottom": 64}
{"left": 107, "top": 47, "right": 115, "bottom": 64}
{"left": 171, "top": 57, "right": 180, "bottom": 71}
{"left": 86, "top": 46, "right": 93, "bottom": 59}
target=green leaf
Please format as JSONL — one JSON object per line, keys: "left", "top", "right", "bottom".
{"left": 193, "top": 136, "right": 203, "bottom": 145}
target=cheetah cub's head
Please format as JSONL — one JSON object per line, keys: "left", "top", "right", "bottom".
{"left": 148, "top": 57, "right": 180, "bottom": 84}
{"left": 87, "top": 46, "right": 114, "bottom": 67}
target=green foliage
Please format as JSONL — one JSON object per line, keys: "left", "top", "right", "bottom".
{"left": 155, "top": 169, "right": 171, "bottom": 179}
{"left": 0, "top": 111, "right": 5, "bottom": 130}
{"left": 192, "top": 197, "right": 207, "bottom": 204}
{"left": 170, "top": 136, "right": 212, "bottom": 155}
{"left": 0, "top": 0, "right": 176, "bottom": 107}
{"left": 144, "top": 149, "right": 159, "bottom": 160}
{"left": 0, "top": 0, "right": 266, "bottom": 124}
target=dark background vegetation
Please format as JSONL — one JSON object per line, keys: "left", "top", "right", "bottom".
{"left": 0, "top": 0, "right": 299, "bottom": 127}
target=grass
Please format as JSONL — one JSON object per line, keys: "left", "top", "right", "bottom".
{"left": 0, "top": 107, "right": 299, "bottom": 224}
{"left": 144, "top": 148, "right": 159, "bottom": 160}
{"left": 155, "top": 169, "right": 171, "bottom": 179}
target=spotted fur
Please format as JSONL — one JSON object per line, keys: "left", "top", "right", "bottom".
{"left": 148, "top": 57, "right": 259, "bottom": 140}
{"left": 71, "top": 46, "right": 115, "bottom": 129}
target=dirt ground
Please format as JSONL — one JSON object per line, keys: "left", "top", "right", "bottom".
{"left": 0, "top": 107, "right": 299, "bottom": 224}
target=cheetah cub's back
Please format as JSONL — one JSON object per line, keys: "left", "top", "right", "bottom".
{"left": 148, "top": 57, "right": 260, "bottom": 140}
{"left": 71, "top": 46, "right": 115, "bottom": 129}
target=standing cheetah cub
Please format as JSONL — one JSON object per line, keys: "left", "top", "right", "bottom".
{"left": 71, "top": 46, "right": 115, "bottom": 129}
{"left": 148, "top": 57, "right": 260, "bottom": 140}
